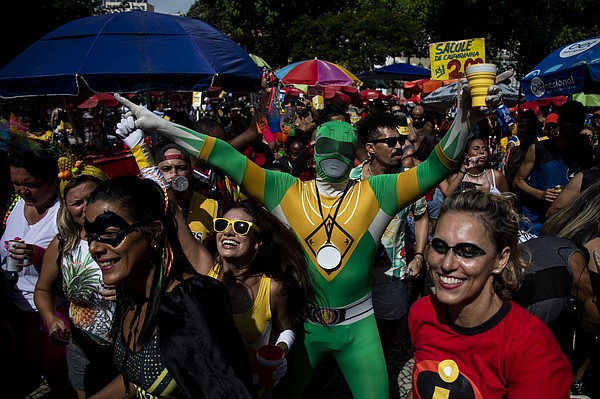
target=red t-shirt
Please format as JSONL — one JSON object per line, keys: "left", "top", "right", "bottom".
{"left": 409, "top": 296, "right": 571, "bottom": 399}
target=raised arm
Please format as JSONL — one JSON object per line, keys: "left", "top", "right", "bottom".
{"left": 34, "top": 236, "right": 68, "bottom": 339}
{"left": 115, "top": 93, "right": 297, "bottom": 210}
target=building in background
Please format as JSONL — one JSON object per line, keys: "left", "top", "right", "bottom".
{"left": 102, "top": 1, "right": 155, "bottom": 12}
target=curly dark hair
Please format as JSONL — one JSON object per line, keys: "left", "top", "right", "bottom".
{"left": 214, "top": 199, "right": 323, "bottom": 327}
{"left": 355, "top": 110, "right": 402, "bottom": 145}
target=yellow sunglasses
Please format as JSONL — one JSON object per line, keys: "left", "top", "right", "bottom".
{"left": 213, "top": 218, "right": 260, "bottom": 235}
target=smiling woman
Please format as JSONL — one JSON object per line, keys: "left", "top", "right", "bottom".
{"left": 407, "top": 190, "right": 572, "bottom": 399}
{"left": 83, "top": 177, "right": 254, "bottom": 398}
{"left": 175, "top": 199, "right": 321, "bottom": 395}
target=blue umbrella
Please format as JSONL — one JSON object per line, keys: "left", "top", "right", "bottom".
{"left": 521, "top": 36, "right": 600, "bottom": 101}
{"left": 0, "top": 11, "right": 262, "bottom": 99}
{"left": 357, "top": 63, "right": 431, "bottom": 81}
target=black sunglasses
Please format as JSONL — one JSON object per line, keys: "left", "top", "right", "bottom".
{"left": 430, "top": 238, "right": 487, "bottom": 259}
{"left": 213, "top": 218, "right": 260, "bottom": 235}
{"left": 84, "top": 211, "right": 148, "bottom": 248}
{"left": 368, "top": 136, "right": 405, "bottom": 148}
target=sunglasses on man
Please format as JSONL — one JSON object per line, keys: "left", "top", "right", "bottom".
{"left": 213, "top": 218, "right": 260, "bottom": 235}
{"left": 368, "top": 136, "right": 405, "bottom": 148}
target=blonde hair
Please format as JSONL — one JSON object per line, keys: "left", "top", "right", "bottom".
{"left": 440, "top": 190, "right": 528, "bottom": 299}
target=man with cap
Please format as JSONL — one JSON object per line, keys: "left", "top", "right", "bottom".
{"left": 540, "top": 112, "right": 559, "bottom": 140}
{"left": 350, "top": 111, "right": 429, "bottom": 356}
{"left": 155, "top": 142, "right": 220, "bottom": 244}
{"left": 113, "top": 81, "right": 500, "bottom": 399}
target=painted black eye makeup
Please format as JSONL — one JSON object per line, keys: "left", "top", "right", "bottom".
{"left": 430, "top": 238, "right": 487, "bottom": 259}
{"left": 84, "top": 211, "right": 137, "bottom": 248}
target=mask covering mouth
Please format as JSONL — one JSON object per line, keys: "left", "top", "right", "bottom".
{"left": 319, "top": 159, "right": 349, "bottom": 179}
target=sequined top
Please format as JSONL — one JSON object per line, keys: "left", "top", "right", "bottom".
{"left": 114, "top": 331, "right": 180, "bottom": 398}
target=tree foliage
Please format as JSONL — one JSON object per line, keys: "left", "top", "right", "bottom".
{"left": 3, "top": 0, "right": 101, "bottom": 69}
{"left": 4, "top": 0, "right": 600, "bottom": 81}
{"left": 422, "top": 0, "right": 600, "bottom": 76}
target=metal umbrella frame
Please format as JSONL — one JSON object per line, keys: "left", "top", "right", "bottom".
{"left": 421, "top": 80, "right": 520, "bottom": 113}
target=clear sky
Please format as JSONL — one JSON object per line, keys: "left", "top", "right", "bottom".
{"left": 152, "top": 0, "right": 195, "bottom": 15}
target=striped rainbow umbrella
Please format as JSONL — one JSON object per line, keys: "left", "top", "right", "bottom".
{"left": 275, "top": 58, "right": 362, "bottom": 87}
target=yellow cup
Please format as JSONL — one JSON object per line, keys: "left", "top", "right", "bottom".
{"left": 465, "top": 63, "right": 497, "bottom": 107}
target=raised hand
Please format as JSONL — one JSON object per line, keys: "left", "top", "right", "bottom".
{"left": 114, "top": 93, "right": 169, "bottom": 131}
{"left": 115, "top": 115, "right": 144, "bottom": 149}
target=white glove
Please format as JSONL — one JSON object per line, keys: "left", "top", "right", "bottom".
{"left": 272, "top": 356, "right": 287, "bottom": 386}
{"left": 114, "top": 93, "right": 169, "bottom": 131}
{"left": 116, "top": 116, "right": 144, "bottom": 149}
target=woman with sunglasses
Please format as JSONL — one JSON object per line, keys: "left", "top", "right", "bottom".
{"left": 407, "top": 190, "right": 571, "bottom": 398}
{"left": 176, "top": 200, "right": 319, "bottom": 394}
{"left": 84, "top": 177, "right": 254, "bottom": 398}
{"left": 439, "top": 136, "right": 509, "bottom": 197}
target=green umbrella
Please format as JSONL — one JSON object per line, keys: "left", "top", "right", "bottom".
{"left": 249, "top": 54, "right": 271, "bottom": 69}
{"left": 573, "top": 92, "right": 600, "bottom": 107}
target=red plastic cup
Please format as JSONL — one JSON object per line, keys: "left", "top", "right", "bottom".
{"left": 256, "top": 344, "right": 285, "bottom": 388}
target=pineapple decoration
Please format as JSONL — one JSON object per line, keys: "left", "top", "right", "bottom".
{"left": 57, "top": 153, "right": 78, "bottom": 180}
{"left": 57, "top": 154, "right": 108, "bottom": 200}
{"left": 62, "top": 250, "right": 114, "bottom": 338}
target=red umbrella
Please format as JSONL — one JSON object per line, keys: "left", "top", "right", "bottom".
{"left": 280, "top": 86, "right": 305, "bottom": 97}
{"left": 360, "top": 89, "right": 385, "bottom": 101}
{"left": 77, "top": 93, "right": 119, "bottom": 108}
{"left": 323, "top": 87, "right": 351, "bottom": 105}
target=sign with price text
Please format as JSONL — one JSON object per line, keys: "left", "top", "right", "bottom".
{"left": 429, "top": 38, "right": 486, "bottom": 80}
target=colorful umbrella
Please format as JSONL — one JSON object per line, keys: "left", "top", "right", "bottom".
{"left": 521, "top": 36, "right": 600, "bottom": 101}
{"left": 360, "top": 89, "right": 386, "bottom": 101}
{"left": 0, "top": 11, "right": 261, "bottom": 99}
{"left": 275, "top": 58, "right": 362, "bottom": 87}
{"left": 77, "top": 93, "right": 119, "bottom": 108}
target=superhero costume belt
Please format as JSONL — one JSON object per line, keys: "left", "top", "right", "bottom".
{"left": 307, "top": 293, "right": 373, "bottom": 326}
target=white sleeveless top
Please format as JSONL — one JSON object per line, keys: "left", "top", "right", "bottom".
{"left": 1, "top": 198, "right": 60, "bottom": 311}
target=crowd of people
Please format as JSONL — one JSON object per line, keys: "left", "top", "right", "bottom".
{"left": 1, "top": 70, "right": 599, "bottom": 399}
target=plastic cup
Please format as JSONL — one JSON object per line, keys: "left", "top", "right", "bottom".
{"left": 256, "top": 344, "right": 285, "bottom": 388}
{"left": 6, "top": 239, "right": 24, "bottom": 272}
{"left": 465, "top": 63, "right": 497, "bottom": 107}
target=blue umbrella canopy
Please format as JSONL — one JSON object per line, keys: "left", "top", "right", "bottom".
{"left": 358, "top": 63, "right": 431, "bottom": 81}
{"left": 0, "top": 11, "right": 262, "bottom": 99}
{"left": 521, "top": 36, "right": 600, "bottom": 101}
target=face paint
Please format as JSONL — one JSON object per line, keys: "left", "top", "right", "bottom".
{"left": 84, "top": 210, "right": 141, "bottom": 247}
{"left": 313, "top": 121, "right": 358, "bottom": 182}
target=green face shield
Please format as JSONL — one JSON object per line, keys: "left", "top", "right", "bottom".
{"left": 313, "top": 121, "right": 358, "bottom": 183}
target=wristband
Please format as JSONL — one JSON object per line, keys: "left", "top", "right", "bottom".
{"left": 276, "top": 329, "right": 295, "bottom": 353}
{"left": 413, "top": 252, "right": 424, "bottom": 259}
{"left": 459, "top": 169, "right": 467, "bottom": 174}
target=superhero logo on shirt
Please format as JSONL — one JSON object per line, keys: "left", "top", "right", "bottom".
{"left": 414, "top": 359, "right": 484, "bottom": 399}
